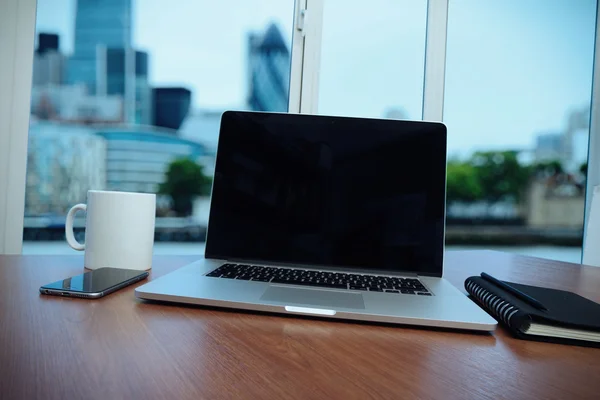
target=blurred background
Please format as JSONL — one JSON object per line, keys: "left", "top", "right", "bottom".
{"left": 23, "top": 0, "right": 596, "bottom": 263}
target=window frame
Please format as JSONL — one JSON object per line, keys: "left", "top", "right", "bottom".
{"left": 422, "top": 0, "right": 449, "bottom": 122}
{"left": 288, "top": 0, "right": 324, "bottom": 113}
{"left": 2, "top": 0, "right": 600, "bottom": 262}
{"left": 0, "top": 0, "right": 37, "bottom": 254}
{"left": 585, "top": 0, "right": 600, "bottom": 257}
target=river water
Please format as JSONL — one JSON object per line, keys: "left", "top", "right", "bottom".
{"left": 22, "top": 242, "right": 583, "bottom": 264}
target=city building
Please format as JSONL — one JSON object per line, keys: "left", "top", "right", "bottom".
{"left": 37, "top": 33, "right": 59, "bottom": 53}
{"left": 247, "top": 23, "right": 291, "bottom": 112}
{"left": 25, "top": 122, "right": 107, "bottom": 215}
{"left": 68, "top": 0, "right": 132, "bottom": 93}
{"left": 67, "top": 0, "right": 151, "bottom": 124}
{"left": 526, "top": 179, "right": 585, "bottom": 228}
{"left": 25, "top": 122, "right": 213, "bottom": 213}
{"left": 30, "top": 84, "right": 123, "bottom": 123}
{"left": 534, "top": 133, "right": 564, "bottom": 162}
{"left": 533, "top": 107, "right": 590, "bottom": 171}
{"left": 94, "top": 126, "right": 211, "bottom": 193}
{"left": 32, "top": 33, "right": 65, "bottom": 86}
{"left": 31, "top": 32, "right": 124, "bottom": 123}
{"left": 564, "top": 107, "right": 590, "bottom": 171}
{"left": 153, "top": 87, "right": 192, "bottom": 130}
{"left": 179, "top": 108, "right": 228, "bottom": 154}
{"left": 96, "top": 47, "right": 152, "bottom": 124}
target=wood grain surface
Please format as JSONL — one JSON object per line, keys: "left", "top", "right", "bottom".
{"left": 0, "top": 251, "right": 599, "bottom": 400}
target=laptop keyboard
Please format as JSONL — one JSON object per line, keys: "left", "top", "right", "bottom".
{"left": 206, "top": 263, "right": 431, "bottom": 295}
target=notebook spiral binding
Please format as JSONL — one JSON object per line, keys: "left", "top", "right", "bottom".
{"left": 466, "top": 280, "right": 521, "bottom": 326}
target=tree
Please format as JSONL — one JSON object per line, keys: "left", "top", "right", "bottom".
{"left": 159, "top": 158, "right": 212, "bottom": 216}
{"left": 533, "top": 160, "right": 563, "bottom": 177}
{"left": 446, "top": 161, "right": 483, "bottom": 202}
{"left": 470, "top": 151, "right": 530, "bottom": 203}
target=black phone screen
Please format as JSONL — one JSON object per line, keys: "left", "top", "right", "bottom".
{"left": 41, "top": 268, "right": 147, "bottom": 293}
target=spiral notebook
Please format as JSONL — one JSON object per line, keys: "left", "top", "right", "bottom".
{"left": 465, "top": 276, "right": 600, "bottom": 348}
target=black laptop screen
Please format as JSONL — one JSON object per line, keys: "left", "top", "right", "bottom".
{"left": 205, "top": 111, "right": 447, "bottom": 277}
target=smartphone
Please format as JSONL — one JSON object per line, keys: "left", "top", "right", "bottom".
{"left": 40, "top": 267, "right": 149, "bottom": 299}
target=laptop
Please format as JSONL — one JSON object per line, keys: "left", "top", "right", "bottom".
{"left": 135, "top": 111, "right": 497, "bottom": 331}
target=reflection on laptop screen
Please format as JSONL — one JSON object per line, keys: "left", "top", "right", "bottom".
{"left": 205, "top": 112, "right": 447, "bottom": 276}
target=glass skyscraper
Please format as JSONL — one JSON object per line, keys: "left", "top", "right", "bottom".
{"left": 153, "top": 88, "right": 192, "bottom": 130}
{"left": 247, "top": 23, "right": 291, "bottom": 112}
{"left": 68, "top": 0, "right": 132, "bottom": 93}
{"left": 97, "top": 48, "right": 152, "bottom": 124}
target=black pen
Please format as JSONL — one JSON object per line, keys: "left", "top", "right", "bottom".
{"left": 481, "top": 272, "right": 547, "bottom": 311}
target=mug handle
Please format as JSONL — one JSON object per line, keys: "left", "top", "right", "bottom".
{"left": 65, "top": 204, "right": 87, "bottom": 251}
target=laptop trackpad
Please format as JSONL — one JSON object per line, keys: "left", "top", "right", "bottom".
{"left": 261, "top": 286, "right": 365, "bottom": 310}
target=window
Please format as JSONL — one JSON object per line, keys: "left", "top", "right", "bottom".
{"left": 23, "top": 0, "right": 296, "bottom": 254}
{"left": 317, "top": 0, "right": 427, "bottom": 120}
{"left": 10, "top": 0, "right": 600, "bottom": 262}
{"left": 443, "top": 0, "right": 597, "bottom": 263}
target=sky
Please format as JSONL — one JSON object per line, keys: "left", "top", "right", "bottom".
{"left": 34, "top": 0, "right": 597, "bottom": 157}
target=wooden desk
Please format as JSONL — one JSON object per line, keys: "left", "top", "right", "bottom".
{"left": 0, "top": 251, "right": 599, "bottom": 400}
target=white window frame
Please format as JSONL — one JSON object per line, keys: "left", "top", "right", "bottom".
{"left": 585, "top": 1, "right": 600, "bottom": 260}
{"left": 422, "top": 0, "right": 449, "bottom": 122}
{"left": 288, "top": 0, "right": 324, "bottom": 114}
{"left": 2, "top": 0, "right": 600, "bottom": 259}
{"left": 0, "top": 0, "right": 37, "bottom": 254}
{"left": 292, "top": 0, "right": 448, "bottom": 119}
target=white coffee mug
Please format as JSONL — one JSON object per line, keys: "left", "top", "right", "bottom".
{"left": 65, "top": 190, "right": 156, "bottom": 270}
